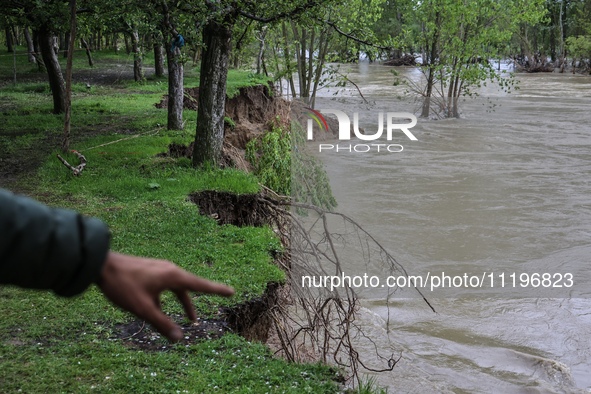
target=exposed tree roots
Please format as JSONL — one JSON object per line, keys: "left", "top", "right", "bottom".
{"left": 208, "top": 186, "right": 436, "bottom": 387}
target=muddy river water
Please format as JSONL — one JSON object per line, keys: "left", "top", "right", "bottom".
{"left": 301, "top": 63, "right": 591, "bottom": 392}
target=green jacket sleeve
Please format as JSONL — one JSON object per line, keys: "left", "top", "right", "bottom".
{"left": 0, "top": 189, "right": 110, "bottom": 297}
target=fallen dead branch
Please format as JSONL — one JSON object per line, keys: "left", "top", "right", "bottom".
{"left": 57, "top": 150, "right": 86, "bottom": 176}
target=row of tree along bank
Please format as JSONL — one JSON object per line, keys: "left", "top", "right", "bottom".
{"left": 1, "top": 0, "right": 590, "bottom": 158}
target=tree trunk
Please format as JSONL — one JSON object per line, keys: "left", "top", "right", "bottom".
{"left": 124, "top": 34, "right": 131, "bottom": 54}
{"left": 292, "top": 23, "right": 310, "bottom": 98}
{"left": 421, "top": 10, "right": 441, "bottom": 118}
{"left": 153, "top": 39, "right": 165, "bottom": 77}
{"left": 421, "top": 65, "right": 435, "bottom": 118}
{"left": 232, "top": 51, "right": 240, "bottom": 68}
{"left": 60, "top": 33, "right": 67, "bottom": 58}
{"left": 192, "top": 19, "right": 233, "bottom": 167}
{"left": 63, "top": 0, "right": 77, "bottom": 152}
{"left": 11, "top": 26, "right": 20, "bottom": 46}
{"left": 310, "top": 28, "right": 330, "bottom": 108}
{"left": 130, "top": 30, "right": 144, "bottom": 81}
{"left": 24, "top": 27, "right": 36, "bottom": 63}
{"left": 53, "top": 35, "right": 59, "bottom": 55}
{"left": 112, "top": 33, "right": 119, "bottom": 51}
{"left": 256, "top": 28, "right": 267, "bottom": 74}
{"left": 97, "top": 28, "right": 102, "bottom": 51}
{"left": 451, "top": 73, "right": 460, "bottom": 118}
{"left": 33, "top": 31, "right": 46, "bottom": 72}
{"left": 38, "top": 25, "right": 66, "bottom": 114}
{"left": 5, "top": 27, "right": 14, "bottom": 52}
{"left": 281, "top": 22, "right": 297, "bottom": 98}
{"left": 80, "top": 37, "right": 94, "bottom": 66}
{"left": 192, "top": 47, "right": 200, "bottom": 65}
{"left": 165, "top": 38, "right": 184, "bottom": 130}
{"left": 446, "top": 63, "right": 454, "bottom": 114}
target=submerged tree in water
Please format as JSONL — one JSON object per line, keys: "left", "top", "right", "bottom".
{"left": 399, "top": 0, "right": 546, "bottom": 118}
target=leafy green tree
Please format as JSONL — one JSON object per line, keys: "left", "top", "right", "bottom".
{"left": 372, "top": 0, "right": 416, "bottom": 59}
{"left": 158, "top": 0, "right": 187, "bottom": 130}
{"left": 400, "top": 0, "right": 546, "bottom": 118}
{"left": 245, "top": 122, "right": 337, "bottom": 210}
{"left": 246, "top": 124, "right": 291, "bottom": 196}
{"left": 566, "top": 0, "right": 591, "bottom": 71}
{"left": 267, "top": 0, "right": 388, "bottom": 106}
{"left": 191, "top": 0, "right": 331, "bottom": 168}
{"left": 566, "top": 35, "right": 591, "bottom": 71}
{"left": 0, "top": 0, "right": 71, "bottom": 114}
{"left": 327, "top": 0, "right": 386, "bottom": 62}
{"left": 2, "top": 20, "right": 15, "bottom": 53}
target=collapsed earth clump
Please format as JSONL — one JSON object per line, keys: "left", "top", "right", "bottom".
{"left": 223, "top": 282, "right": 281, "bottom": 343}
{"left": 188, "top": 190, "right": 277, "bottom": 228}
{"left": 156, "top": 83, "right": 288, "bottom": 149}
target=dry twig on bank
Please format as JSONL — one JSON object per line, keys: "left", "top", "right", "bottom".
{"left": 57, "top": 150, "right": 86, "bottom": 176}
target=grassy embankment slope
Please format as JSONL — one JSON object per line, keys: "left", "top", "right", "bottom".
{"left": 0, "top": 48, "right": 339, "bottom": 392}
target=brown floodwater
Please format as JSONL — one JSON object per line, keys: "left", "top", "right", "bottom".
{"left": 300, "top": 63, "right": 591, "bottom": 392}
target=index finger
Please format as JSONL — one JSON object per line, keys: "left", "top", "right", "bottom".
{"left": 175, "top": 271, "right": 235, "bottom": 297}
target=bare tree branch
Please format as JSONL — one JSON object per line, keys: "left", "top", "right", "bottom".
{"left": 323, "top": 19, "right": 393, "bottom": 51}
{"left": 251, "top": 186, "right": 435, "bottom": 387}
{"left": 238, "top": 0, "right": 325, "bottom": 23}
{"left": 57, "top": 150, "right": 86, "bottom": 176}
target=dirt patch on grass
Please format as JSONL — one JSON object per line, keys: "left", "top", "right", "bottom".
{"left": 111, "top": 283, "right": 280, "bottom": 349}
{"left": 112, "top": 314, "right": 229, "bottom": 351}
{"left": 161, "top": 142, "right": 194, "bottom": 158}
{"left": 0, "top": 151, "right": 36, "bottom": 190}
{"left": 73, "top": 65, "right": 137, "bottom": 86}
{"left": 0, "top": 133, "right": 59, "bottom": 193}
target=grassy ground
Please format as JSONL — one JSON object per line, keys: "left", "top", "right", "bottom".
{"left": 0, "top": 48, "right": 340, "bottom": 393}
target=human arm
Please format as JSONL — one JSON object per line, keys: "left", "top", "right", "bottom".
{"left": 0, "top": 189, "right": 234, "bottom": 341}
{"left": 0, "top": 188, "right": 110, "bottom": 296}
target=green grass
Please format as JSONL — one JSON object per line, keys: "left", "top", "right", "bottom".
{"left": 0, "top": 333, "right": 337, "bottom": 393}
{"left": 0, "top": 49, "right": 340, "bottom": 393}
{"left": 35, "top": 132, "right": 284, "bottom": 310}
{"left": 225, "top": 70, "right": 272, "bottom": 98}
